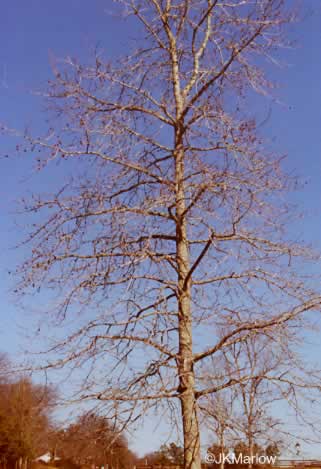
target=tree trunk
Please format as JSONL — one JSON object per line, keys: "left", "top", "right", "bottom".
{"left": 179, "top": 389, "right": 201, "bottom": 469}
{"left": 175, "top": 138, "right": 201, "bottom": 469}
{"left": 220, "top": 430, "right": 225, "bottom": 469}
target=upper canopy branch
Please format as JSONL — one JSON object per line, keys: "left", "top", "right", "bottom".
{"left": 193, "top": 297, "right": 321, "bottom": 364}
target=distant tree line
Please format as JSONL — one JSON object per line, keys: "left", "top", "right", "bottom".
{"left": 50, "top": 412, "right": 137, "bottom": 469}
{"left": 142, "top": 443, "right": 184, "bottom": 467}
{"left": 0, "top": 354, "right": 137, "bottom": 469}
{"left": 0, "top": 355, "right": 55, "bottom": 469}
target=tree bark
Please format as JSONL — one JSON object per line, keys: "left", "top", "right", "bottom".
{"left": 175, "top": 133, "right": 201, "bottom": 469}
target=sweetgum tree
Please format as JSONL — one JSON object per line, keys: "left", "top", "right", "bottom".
{"left": 11, "top": 1, "right": 321, "bottom": 468}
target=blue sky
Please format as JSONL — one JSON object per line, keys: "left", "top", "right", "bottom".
{"left": 1, "top": 0, "right": 321, "bottom": 458}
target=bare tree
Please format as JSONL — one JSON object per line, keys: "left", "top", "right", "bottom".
{"left": 201, "top": 331, "right": 321, "bottom": 467}
{"left": 200, "top": 390, "right": 236, "bottom": 469}
{"left": 202, "top": 338, "right": 284, "bottom": 468}
{"left": 10, "top": 1, "right": 321, "bottom": 468}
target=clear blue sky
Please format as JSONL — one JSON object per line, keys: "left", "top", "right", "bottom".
{"left": 1, "top": 0, "right": 321, "bottom": 458}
